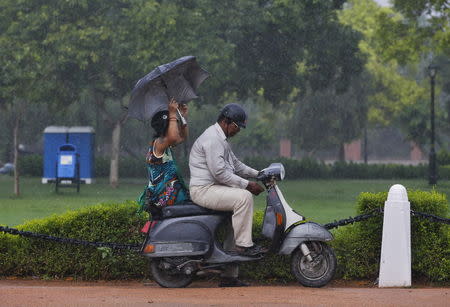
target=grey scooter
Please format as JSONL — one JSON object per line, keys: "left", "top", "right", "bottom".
{"left": 141, "top": 163, "right": 336, "bottom": 288}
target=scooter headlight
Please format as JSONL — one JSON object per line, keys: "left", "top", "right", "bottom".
{"left": 261, "top": 163, "right": 285, "bottom": 181}
{"left": 279, "top": 163, "right": 285, "bottom": 180}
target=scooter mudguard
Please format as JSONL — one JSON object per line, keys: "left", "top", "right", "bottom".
{"left": 143, "top": 215, "right": 222, "bottom": 257}
{"left": 278, "top": 222, "right": 333, "bottom": 255}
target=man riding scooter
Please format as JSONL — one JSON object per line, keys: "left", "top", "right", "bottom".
{"left": 189, "top": 103, "right": 266, "bottom": 287}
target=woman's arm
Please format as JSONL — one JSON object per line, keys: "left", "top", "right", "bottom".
{"left": 153, "top": 99, "right": 184, "bottom": 156}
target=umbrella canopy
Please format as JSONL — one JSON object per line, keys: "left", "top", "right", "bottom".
{"left": 128, "top": 56, "right": 209, "bottom": 120}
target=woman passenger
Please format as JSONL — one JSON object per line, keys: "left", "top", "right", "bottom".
{"left": 138, "top": 98, "right": 189, "bottom": 215}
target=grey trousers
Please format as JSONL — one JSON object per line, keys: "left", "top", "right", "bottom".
{"left": 190, "top": 184, "right": 254, "bottom": 247}
{"left": 190, "top": 184, "right": 255, "bottom": 278}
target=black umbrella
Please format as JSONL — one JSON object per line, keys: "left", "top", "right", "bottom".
{"left": 128, "top": 56, "right": 210, "bottom": 121}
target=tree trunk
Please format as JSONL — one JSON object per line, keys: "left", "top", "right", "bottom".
{"left": 338, "top": 143, "right": 345, "bottom": 162}
{"left": 13, "top": 115, "right": 20, "bottom": 196}
{"left": 363, "top": 127, "right": 368, "bottom": 164}
{"left": 109, "top": 121, "right": 121, "bottom": 188}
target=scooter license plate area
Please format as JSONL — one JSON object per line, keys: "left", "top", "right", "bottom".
{"left": 149, "top": 242, "right": 209, "bottom": 256}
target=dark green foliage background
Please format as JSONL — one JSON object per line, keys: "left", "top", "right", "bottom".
{"left": 16, "top": 154, "right": 437, "bottom": 180}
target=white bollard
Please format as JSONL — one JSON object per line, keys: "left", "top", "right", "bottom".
{"left": 378, "top": 184, "right": 411, "bottom": 287}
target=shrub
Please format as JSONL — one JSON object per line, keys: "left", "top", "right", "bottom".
{"left": 240, "top": 211, "right": 293, "bottom": 283}
{"left": 439, "top": 165, "right": 450, "bottom": 180}
{"left": 119, "top": 157, "right": 146, "bottom": 178}
{"left": 244, "top": 156, "right": 427, "bottom": 179}
{"left": 18, "top": 154, "right": 43, "bottom": 177}
{"left": 17, "top": 154, "right": 430, "bottom": 180}
{"left": 1, "top": 193, "right": 447, "bottom": 283}
{"left": 332, "top": 190, "right": 449, "bottom": 281}
{"left": 0, "top": 202, "right": 149, "bottom": 280}
{"left": 437, "top": 150, "right": 450, "bottom": 166}
{"left": 94, "top": 156, "right": 147, "bottom": 178}
{"left": 94, "top": 156, "right": 110, "bottom": 177}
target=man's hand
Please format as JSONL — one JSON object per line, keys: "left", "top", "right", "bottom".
{"left": 246, "top": 181, "right": 265, "bottom": 195}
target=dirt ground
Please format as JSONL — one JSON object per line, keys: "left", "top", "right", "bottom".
{"left": 0, "top": 278, "right": 448, "bottom": 307}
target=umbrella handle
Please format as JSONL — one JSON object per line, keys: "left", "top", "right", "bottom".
{"left": 176, "top": 108, "right": 187, "bottom": 126}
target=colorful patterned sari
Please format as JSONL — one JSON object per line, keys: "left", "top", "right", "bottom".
{"left": 138, "top": 140, "right": 189, "bottom": 213}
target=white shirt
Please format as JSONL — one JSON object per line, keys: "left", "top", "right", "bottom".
{"left": 189, "top": 123, "right": 259, "bottom": 189}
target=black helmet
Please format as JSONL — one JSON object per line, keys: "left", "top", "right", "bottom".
{"left": 220, "top": 103, "right": 247, "bottom": 128}
{"left": 151, "top": 110, "right": 169, "bottom": 137}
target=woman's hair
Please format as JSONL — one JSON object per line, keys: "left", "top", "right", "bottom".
{"left": 151, "top": 110, "right": 169, "bottom": 138}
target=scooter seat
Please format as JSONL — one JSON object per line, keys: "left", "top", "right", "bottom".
{"left": 162, "top": 202, "right": 229, "bottom": 218}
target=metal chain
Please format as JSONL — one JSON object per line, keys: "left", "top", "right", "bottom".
{"left": 0, "top": 226, "right": 141, "bottom": 251}
{"left": 324, "top": 208, "right": 449, "bottom": 230}
{"left": 323, "top": 208, "right": 383, "bottom": 230}
{"left": 411, "top": 210, "right": 450, "bottom": 225}
{"left": 1, "top": 207, "right": 448, "bottom": 248}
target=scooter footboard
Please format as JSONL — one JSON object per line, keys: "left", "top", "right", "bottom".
{"left": 278, "top": 222, "right": 333, "bottom": 255}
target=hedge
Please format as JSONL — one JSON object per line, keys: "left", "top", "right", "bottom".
{"left": 244, "top": 156, "right": 429, "bottom": 179}
{"left": 1, "top": 191, "right": 448, "bottom": 283}
{"left": 13, "top": 154, "right": 437, "bottom": 180}
{"left": 15, "top": 155, "right": 147, "bottom": 179}
{"left": 0, "top": 202, "right": 148, "bottom": 280}
{"left": 332, "top": 190, "right": 450, "bottom": 281}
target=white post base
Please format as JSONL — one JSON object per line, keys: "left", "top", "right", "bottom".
{"left": 379, "top": 184, "right": 411, "bottom": 287}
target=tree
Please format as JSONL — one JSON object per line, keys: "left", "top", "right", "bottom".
{"left": 38, "top": 0, "right": 196, "bottom": 187}
{"left": 1, "top": 0, "right": 369, "bottom": 184}
{"left": 180, "top": 0, "right": 366, "bottom": 157}
{"left": 338, "top": 0, "right": 431, "bottom": 150}
{"left": 390, "top": 0, "right": 450, "bottom": 57}
{"left": 376, "top": 0, "right": 450, "bottom": 148}
{"left": 195, "top": 0, "right": 364, "bottom": 105}
{"left": 0, "top": 0, "right": 77, "bottom": 195}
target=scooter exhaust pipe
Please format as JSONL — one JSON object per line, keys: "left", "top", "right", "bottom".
{"left": 300, "top": 243, "right": 313, "bottom": 262}
{"left": 196, "top": 269, "right": 223, "bottom": 276}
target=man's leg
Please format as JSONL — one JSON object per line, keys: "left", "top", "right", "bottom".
{"left": 222, "top": 220, "right": 238, "bottom": 278}
{"left": 190, "top": 184, "right": 254, "bottom": 247}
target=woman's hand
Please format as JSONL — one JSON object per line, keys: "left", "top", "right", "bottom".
{"left": 179, "top": 103, "right": 188, "bottom": 118}
{"left": 168, "top": 98, "right": 179, "bottom": 115}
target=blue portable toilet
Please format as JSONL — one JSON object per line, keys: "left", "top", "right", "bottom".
{"left": 68, "top": 127, "right": 95, "bottom": 183}
{"left": 57, "top": 144, "right": 78, "bottom": 178}
{"left": 56, "top": 143, "right": 80, "bottom": 192}
{"left": 43, "top": 126, "right": 95, "bottom": 184}
{"left": 43, "top": 126, "right": 69, "bottom": 183}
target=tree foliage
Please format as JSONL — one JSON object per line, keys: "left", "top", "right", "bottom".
{"left": 0, "top": 0, "right": 367, "bottom": 187}
{"left": 204, "top": 0, "right": 364, "bottom": 104}
{"left": 338, "top": 0, "right": 431, "bottom": 148}
{"left": 391, "top": 0, "right": 450, "bottom": 55}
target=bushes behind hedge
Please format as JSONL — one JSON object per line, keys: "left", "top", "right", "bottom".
{"left": 16, "top": 154, "right": 434, "bottom": 179}
{"left": 244, "top": 156, "right": 429, "bottom": 179}
{"left": 332, "top": 190, "right": 450, "bottom": 281}
{"left": 1, "top": 190, "right": 448, "bottom": 282}
{"left": 15, "top": 155, "right": 148, "bottom": 179}
{"left": 17, "top": 154, "right": 43, "bottom": 177}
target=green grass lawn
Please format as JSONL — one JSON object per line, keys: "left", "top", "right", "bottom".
{"left": 1, "top": 176, "right": 449, "bottom": 226}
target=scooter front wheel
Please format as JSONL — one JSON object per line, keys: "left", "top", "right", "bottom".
{"left": 150, "top": 258, "right": 193, "bottom": 288}
{"left": 291, "top": 241, "right": 336, "bottom": 288}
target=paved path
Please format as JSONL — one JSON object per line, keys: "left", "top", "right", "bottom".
{"left": 0, "top": 279, "right": 448, "bottom": 307}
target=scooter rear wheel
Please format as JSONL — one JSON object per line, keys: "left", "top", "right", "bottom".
{"left": 291, "top": 241, "right": 336, "bottom": 288}
{"left": 150, "top": 258, "right": 193, "bottom": 288}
